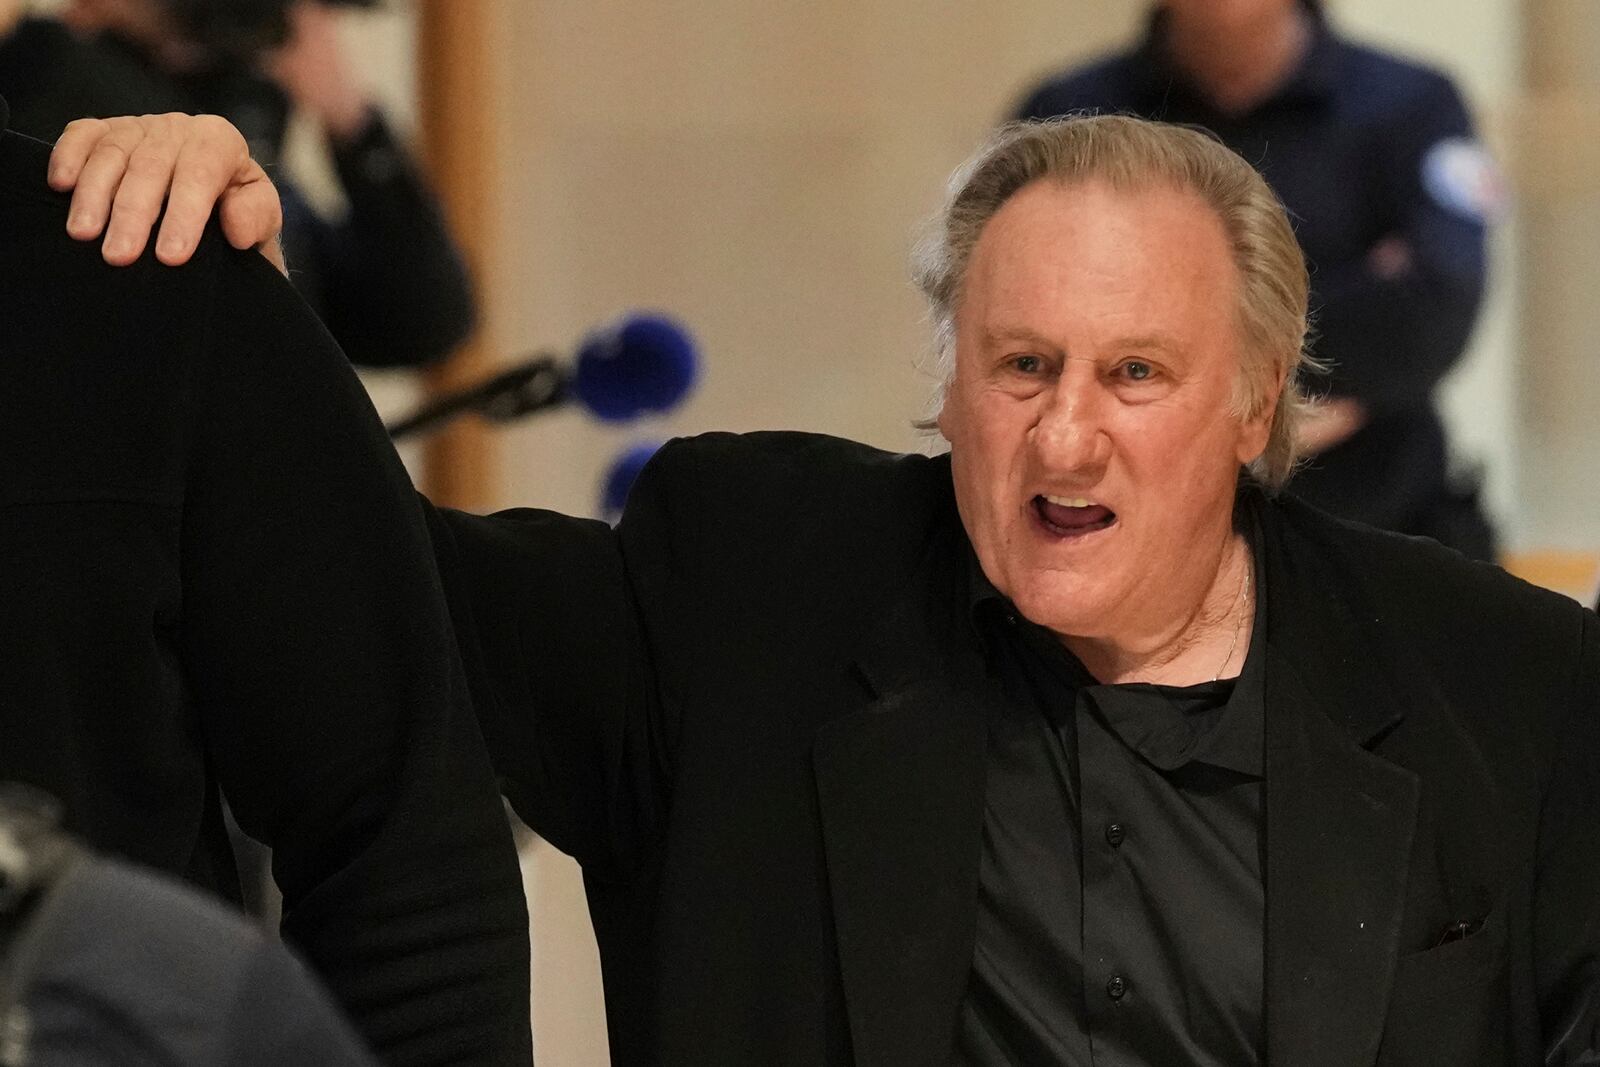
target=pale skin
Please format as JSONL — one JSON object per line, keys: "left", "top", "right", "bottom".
{"left": 939, "top": 179, "right": 1277, "bottom": 687}
{"left": 43, "top": 114, "right": 285, "bottom": 272}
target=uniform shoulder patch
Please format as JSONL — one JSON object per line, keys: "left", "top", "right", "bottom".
{"left": 1422, "top": 138, "right": 1506, "bottom": 222}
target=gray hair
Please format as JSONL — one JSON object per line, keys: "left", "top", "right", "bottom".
{"left": 912, "top": 115, "right": 1320, "bottom": 489}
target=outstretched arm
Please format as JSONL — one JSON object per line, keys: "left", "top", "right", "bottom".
{"left": 181, "top": 243, "right": 531, "bottom": 1064}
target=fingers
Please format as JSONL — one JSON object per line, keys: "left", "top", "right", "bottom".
{"left": 103, "top": 120, "right": 191, "bottom": 265}
{"left": 57, "top": 114, "right": 182, "bottom": 265}
{"left": 50, "top": 112, "right": 283, "bottom": 269}
{"left": 48, "top": 116, "right": 111, "bottom": 193}
{"left": 155, "top": 115, "right": 252, "bottom": 266}
{"left": 217, "top": 165, "right": 286, "bottom": 258}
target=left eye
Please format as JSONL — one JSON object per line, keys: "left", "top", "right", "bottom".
{"left": 1122, "top": 361, "right": 1153, "bottom": 381}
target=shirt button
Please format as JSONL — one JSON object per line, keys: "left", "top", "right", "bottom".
{"left": 1105, "top": 823, "right": 1126, "bottom": 847}
{"left": 1106, "top": 975, "right": 1128, "bottom": 1000}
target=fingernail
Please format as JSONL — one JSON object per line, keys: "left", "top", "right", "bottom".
{"left": 157, "top": 234, "right": 185, "bottom": 260}
{"left": 68, "top": 211, "right": 94, "bottom": 233}
{"left": 105, "top": 235, "right": 132, "bottom": 258}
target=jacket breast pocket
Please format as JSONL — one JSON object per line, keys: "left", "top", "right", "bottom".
{"left": 1378, "top": 905, "right": 1510, "bottom": 1066}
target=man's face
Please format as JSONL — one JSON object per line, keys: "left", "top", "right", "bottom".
{"left": 939, "top": 178, "right": 1274, "bottom": 643}
{"left": 1161, "top": 0, "right": 1299, "bottom": 35}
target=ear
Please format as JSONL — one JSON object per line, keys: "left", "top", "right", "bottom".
{"left": 935, "top": 371, "right": 962, "bottom": 441}
{"left": 1235, "top": 365, "right": 1286, "bottom": 466}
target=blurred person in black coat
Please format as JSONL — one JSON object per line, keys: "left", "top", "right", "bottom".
{"left": 0, "top": 101, "right": 531, "bottom": 1066}
{"left": 1016, "top": 0, "right": 1500, "bottom": 560}
{"left": 0, "top": 0, "right": 477, "bottom": 369}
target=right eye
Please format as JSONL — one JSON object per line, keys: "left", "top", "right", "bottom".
{"left": 1009, "top": 354, "right": 1043, "bottom": 374}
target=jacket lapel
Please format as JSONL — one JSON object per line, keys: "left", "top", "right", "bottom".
{"left": 1257, "top": 496, "right": 1423, "bottom": 1066}
{"left": 814, "top": 547, "right": 991, "bottom": 1067}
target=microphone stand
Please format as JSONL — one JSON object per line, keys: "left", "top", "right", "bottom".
{"left": 386, "top": 355, "right": 567, "bottom": 441}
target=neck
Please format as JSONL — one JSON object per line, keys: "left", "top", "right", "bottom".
{"left": 0, "top": 3, "right": 22, "bottom": 40}
{"left": 1064, "top": 528, "right": 1254, "bottom": 686}
{"left": 1165, "top": 5, "right": 1311, "bottom": 114}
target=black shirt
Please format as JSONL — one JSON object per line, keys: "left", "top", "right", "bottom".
{"left": 956, "top": 538, "right": 1267, "bottom": 1065}
{"left": 1016, "top": 5, "right": 1492, "bottom": 552}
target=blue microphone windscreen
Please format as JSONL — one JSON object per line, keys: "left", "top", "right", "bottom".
{"left": 572, "top": 314, "right": 699, "bottom": 422}
{"left": 600, "top": 441, "right": 663, "bottom": 522}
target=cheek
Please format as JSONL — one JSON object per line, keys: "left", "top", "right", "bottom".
{"left": 1112, "top": 407, "right": 1243, "bottom": 498}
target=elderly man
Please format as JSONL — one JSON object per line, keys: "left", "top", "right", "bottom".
{"left": 61, "top": 113, "right": 1598, "bottom": 1065}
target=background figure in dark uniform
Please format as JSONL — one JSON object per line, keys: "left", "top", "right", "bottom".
{"left": 1, "top": 0, "right": 477, "bottom": 370}
{"left": 1016, "top": 0, "right": 1500, "bottom": 559}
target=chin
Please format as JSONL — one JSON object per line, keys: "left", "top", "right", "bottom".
{"left": 1009, "top": 577, "right": 1117, "bottom": 639}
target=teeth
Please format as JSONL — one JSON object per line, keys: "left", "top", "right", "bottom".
{"left": 1043, "top": 495, "right": 1098, "bottom": 509}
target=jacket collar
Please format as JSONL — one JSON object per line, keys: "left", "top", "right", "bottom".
{"left": 814, "top": 489, "right": 993, "bottom": 1067}
{"left": 1252, "top": 489, "right": 1426, "bottom": 1065}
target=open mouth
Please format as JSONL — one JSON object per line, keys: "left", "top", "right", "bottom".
{"left": 1032, "top": 494, "right": 1118, "bottom": 538}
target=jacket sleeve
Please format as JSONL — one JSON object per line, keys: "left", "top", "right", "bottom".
{"left": 422, "top": 445, "right": 692, "bottom": 884}
{"left": 177, "top": 245, "right": 530, "bottom": 1066}
{"left": 1307, "top": 75, "right": 1490, "bottom": 414}
{"left": 282, "top": 110, "right": 477, "bottom": 370}
{"left": 1535, "top": 608, "right": 1600, "bottom": 1058}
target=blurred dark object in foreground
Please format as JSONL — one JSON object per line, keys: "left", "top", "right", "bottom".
{"left": 0, "top": 785, "right": 376, "bottom": 1067}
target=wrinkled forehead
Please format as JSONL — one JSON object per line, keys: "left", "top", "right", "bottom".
{"left": 958, "top": 179, "right": 1243, "bottom": 343}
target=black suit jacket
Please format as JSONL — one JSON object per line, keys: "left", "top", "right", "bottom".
{"left": 428, "top": 430, "right": 1598, "bottom": 1066}
{"left": 0, "top": 118, "right": 531, "bottom": 1065}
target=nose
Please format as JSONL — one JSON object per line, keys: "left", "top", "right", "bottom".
{"left": 1028, "top": 366, "right": 1112, "bottom": 479}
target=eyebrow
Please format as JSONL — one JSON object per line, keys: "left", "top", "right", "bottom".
{"left": 979, "top": 327, "right": 1059, "bottom": 351}
{"left": 1108, "top": 334, "right": 1186, "bottom": 355}
{"left": 978, "top": 329, "right": 1187, "bottom": 356}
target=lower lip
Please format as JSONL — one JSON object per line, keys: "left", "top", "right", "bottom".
{"left": 1030, "top": 499, "right": 1119, "bottom": 541}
